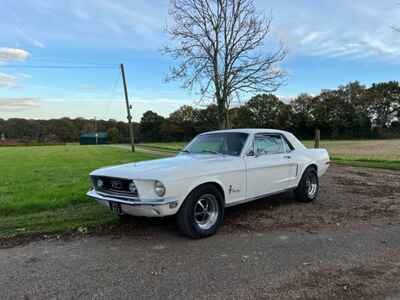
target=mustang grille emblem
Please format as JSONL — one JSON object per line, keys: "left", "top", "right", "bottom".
{"left": 111, "top": 180, "right": 123, "bottom": 190}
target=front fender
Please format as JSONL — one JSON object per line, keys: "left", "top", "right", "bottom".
{"left": 167, "top": 176, "right": 226, "bottom": 211}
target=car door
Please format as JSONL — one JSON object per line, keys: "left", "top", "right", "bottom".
{"left": 244, "top": 134, "right": 298, "bottom": 199}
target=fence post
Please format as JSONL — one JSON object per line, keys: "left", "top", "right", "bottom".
{"left": 314, "top": 129, "right": 320, "bottom": 148}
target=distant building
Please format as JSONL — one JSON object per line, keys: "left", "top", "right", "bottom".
{"left": 79, "top": 132, "right": 108, "bottom": 145}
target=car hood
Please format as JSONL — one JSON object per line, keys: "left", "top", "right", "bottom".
{"left": 90, "top": 154, "right": 239, "bottom": 181}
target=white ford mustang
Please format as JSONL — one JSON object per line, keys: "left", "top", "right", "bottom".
{"left": 87, "top": 129, "right": 329, "bottom": 238}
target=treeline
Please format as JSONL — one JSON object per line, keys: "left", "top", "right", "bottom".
{"left": 0, "top": 118, "right": 133, "bottom": 144}
{"left": 1, "top": 81, "right": 399, "bottom": 143}
{"left": 134, "top": 80, "right": 400, "bottom": 141}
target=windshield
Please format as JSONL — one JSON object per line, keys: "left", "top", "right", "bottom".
{"left": 184, "top": 132, "right": 249, "bottom": 156}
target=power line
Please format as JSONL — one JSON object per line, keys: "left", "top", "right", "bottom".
{"left": 28, "top": 57, "right": 120, "bottom": 65}
{"left": 101, "top": 68, "right": 122, "bottom": 120}
{"left": 0, "top": 64, "right": 118, "bottom": 69}
{"left": 30, "top": 96, "right": 123, "bottom": 100}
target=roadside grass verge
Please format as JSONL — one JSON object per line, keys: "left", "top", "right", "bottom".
{"left": 137, "top": 142, "right": 185, "bottom": 153}
{"left": 0, "top": 145, "right": 157, "bottom": 238}
{"left": 332, "top": 156, "right": 400, "bottom": 171}
{"left": 0, "top": 203, "right": 118, "bottom": 237}
{"left": 303, "top": 139, "right": 400, "bottom": 161}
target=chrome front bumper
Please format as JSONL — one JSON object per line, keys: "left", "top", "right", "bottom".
{"left": 86, "top": 189, "right": 179, "bottom": 217}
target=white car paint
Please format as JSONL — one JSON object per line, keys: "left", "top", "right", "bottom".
{"left": 87, "top": 129, "right": 330, "bottom": 217}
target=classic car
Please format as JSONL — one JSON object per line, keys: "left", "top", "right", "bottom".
{"left": 87, "top": 129, "right": 330, "bottom": 238}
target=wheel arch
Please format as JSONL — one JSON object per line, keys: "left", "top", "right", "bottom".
{"left": 307, "top": 163, "right": 318, "bottom": 172}
{"left": 180, "top": 180, "right": 226, "bottom": 210}
{"left": 298, "top": 163, "right": 318, "bottom": 182}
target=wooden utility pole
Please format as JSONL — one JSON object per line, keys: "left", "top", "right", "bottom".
{"left": 314, "top": 128, "right": 320, "bottom": 148}
{"left": 120, "top": 64, "right": 135, "bottom": 152}
{"left": 94, "top": 117, "right": 98, "bottom": 145}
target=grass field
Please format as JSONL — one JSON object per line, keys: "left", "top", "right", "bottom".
{"left": 1, "top": 139, "right": 399, "bottom": 238}
{"left": 139, "top": 139, "right": 400, "bottom": 170}
{"left": 0, "top": 145, "right": 157, "bottom": 237}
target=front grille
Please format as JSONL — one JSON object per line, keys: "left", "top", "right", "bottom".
{"left": 91, "top": 176, "right": 138, "bottom": 197}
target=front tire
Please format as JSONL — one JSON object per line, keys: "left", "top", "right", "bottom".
{"left": 176, "top": 185, "right": 224, "bottom": 239}
{"left": 118, "top": 214, "right": 132, "bottom": 223}
{"left": 295, "top": 167, "right": 319, "bottom": 203}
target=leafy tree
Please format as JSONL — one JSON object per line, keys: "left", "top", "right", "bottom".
{"left": 338, "top": 82, "right": 371, "bottom": 138}
{"left": 107, "top": 127, "right": 121, "bottom": 143}
{"left": 193, "top": 104, "right": 220, "bottom": 133}
{"left": 139, "top": 111, "right": 165, "bottom": 142}
{"left": 290, "top": 93, "right": 317, "bottom": 138}
{"left": 160, "top": 119, "right": 185, "bottom": 141}
{"left": 367, "top": 81, "right": 400, "bottom": 128}
{"left": 169, "top": 105, "right": 197, "bottom": 140}
{"left": 230, "top": 105, "right": 254, "bottom": 128}
{"left": 246, "top": 94, "right": 288, "bottom": 129}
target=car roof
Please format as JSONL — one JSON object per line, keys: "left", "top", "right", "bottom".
{"left": 199, "top": 128, "right": 306, "bottom": 150}
{"left": 200, "top": 128, "right": 290, "bottom": 135}
{"left": 194, "top": 128, "right": 306, "bottom": 151}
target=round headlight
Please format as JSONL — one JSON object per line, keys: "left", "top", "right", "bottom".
{"left": 129, "top": 182, "right": 137, "bottom": 193}
{"left": 96, "top": 179, "right": 104, "bottom": 189}
{"left": 154, "top": 181, "right": 166, "bottom": 197}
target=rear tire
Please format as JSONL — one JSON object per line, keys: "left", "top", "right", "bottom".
{"left": 295, "top": 167, "right": 319, "bottom": 203}
{"left": 176, "top": 184, "right": 224, "bottom": 239}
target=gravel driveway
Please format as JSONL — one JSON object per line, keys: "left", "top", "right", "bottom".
{"left": 1, "top": 165, "right": 400, "bottom": 299}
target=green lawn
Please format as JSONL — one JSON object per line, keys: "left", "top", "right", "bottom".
{"left": 0, "top": 145, "right": 158, "bottom": 237}
{"left": 1, "top": 140, "right": 398, "bottom": 238}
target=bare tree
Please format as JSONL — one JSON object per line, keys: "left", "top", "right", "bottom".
{"left": 163, "top": 0, "right": 287, "bottom": 129}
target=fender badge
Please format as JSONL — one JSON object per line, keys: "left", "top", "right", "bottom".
{"left": 229, "top": 185, "right": 240, "bottom": 194}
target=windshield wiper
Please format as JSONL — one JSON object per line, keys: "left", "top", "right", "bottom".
{"left": 180, "top": 149, "right": 191, "bottom": 154}
{"left": 200, "top": 150, "right": 221, "bottom": 155}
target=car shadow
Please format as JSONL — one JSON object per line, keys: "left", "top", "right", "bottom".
{"left": 225, "top": 191, "right": 297, "bottom": 216}
{"left": 105, "top": 191, "right": 298, "bottom": 239}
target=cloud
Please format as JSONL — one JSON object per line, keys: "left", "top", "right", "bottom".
{"left": 0, "top": 97, "right": 40, "bottom": 111}
{"left": 268, "top": 0, "right": 400, "bottom": 61}
{"left": 0, "top": 72, "right": 32, "bottom": 89}
{"left": 0, "top": 48, "right": 30, "bottom": 63}
{"left": 1, "top": 0, "right": 166, "bottom": 50}
{"left": 30, "top": 38, "right": 46, "bottom": 48}
{"left": 17, "top": 73, "right": 32, "bottom": 79}
{"left": 0, "top": 72, "right": 17, "bottom": 88}
{"left": 16, "top": 28, "right": 46, "bottom": 48}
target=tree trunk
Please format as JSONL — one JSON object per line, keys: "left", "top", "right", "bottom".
{"left": 216, "top": 96, "right": 226, "bottom": 129}
{"left": 225, "top": 109, "right": 231, "bottom": 129}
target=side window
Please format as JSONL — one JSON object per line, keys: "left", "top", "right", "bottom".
{"left": 254, "top": 135, "right": 285, "bottom": 155}
{"left": 282, "top": 136, "right": 294, "bottom": 153}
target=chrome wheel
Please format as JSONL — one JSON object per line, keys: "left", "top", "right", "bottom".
{"left": 306, "top": 172, "right": 318, "bottom": 198}
{"left": 193, "top": 194, "right": 219, "bottom": 230}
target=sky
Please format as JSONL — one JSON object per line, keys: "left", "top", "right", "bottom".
{"left": 0, "top": 0, "right": 400, "bottom": 122}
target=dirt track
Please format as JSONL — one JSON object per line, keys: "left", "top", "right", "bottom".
{"left": 86, "top": 163, "right": 400, "bottom": 237}
{"left": 223, "top": 163, "right": 400, "bottom": 233}
{"left": 1, "top": 164, "right": 400, "bottom": 299}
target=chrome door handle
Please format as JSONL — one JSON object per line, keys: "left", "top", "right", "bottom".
{"left": 283, "top": 155, "right": 291, "bottom": 159}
